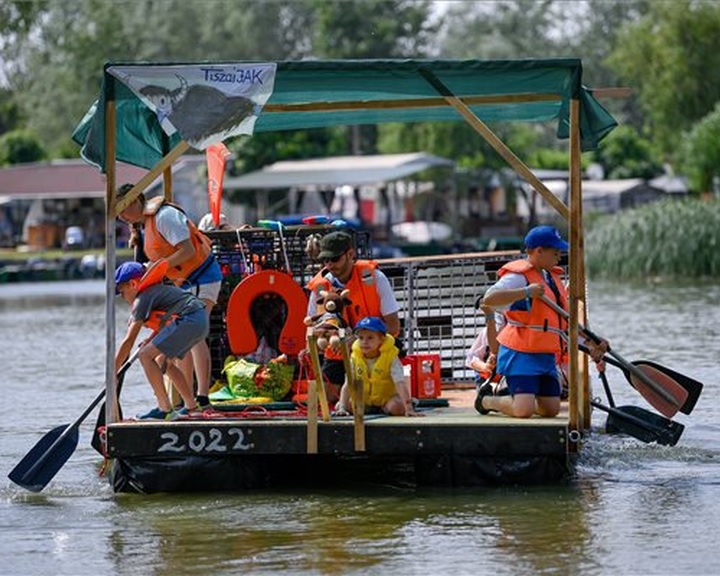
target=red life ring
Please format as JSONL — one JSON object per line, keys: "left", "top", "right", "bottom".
{"left": 226, "top": 269, "right": 308, "bottom": 357}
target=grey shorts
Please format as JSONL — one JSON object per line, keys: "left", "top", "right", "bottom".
{"left": 153, "top": 308, "right": 209, "bottom": 359}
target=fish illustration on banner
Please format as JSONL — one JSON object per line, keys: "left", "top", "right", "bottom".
{"left": 108, "top": 63, "right": 277, "bottom": 149}
{"left": 207, "top": 142, "right": 231, "bottom": 228}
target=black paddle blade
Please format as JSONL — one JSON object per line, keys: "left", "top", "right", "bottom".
{"left": 91, "top": 373, "right": 126, "bottom": 456}
{"left": 633, "top": 360, "right": 703, "bottom": 415}
{"left": 8, "top": 424, "right": 80, "bottom": 492}
{"left": 91, "top": 401, "right": 123, "bottom": 456}
{"left": 605, "top": 405, "right": 684, "bottom": 447}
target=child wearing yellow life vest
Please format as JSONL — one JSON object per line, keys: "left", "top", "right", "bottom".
{"left": 333, "top": 317, "right": 421, "bottom": 417}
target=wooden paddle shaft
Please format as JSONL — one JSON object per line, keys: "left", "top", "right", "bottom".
{"left": 539, "top": 295, "right": 679, "bottom": 407}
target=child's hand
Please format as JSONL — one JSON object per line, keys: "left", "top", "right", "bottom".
{"left": 486, "top": 353, "right": 496, "bottom": 370}
{"left": 404, "top": 401, "right": 424, "bottom": 417}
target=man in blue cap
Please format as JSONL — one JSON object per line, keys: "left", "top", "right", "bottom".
{"left": 477, "top": 226, "right": 607, "bottom": 418}
{"left": 114, "top": 261, "right": 209, "bottom": 420}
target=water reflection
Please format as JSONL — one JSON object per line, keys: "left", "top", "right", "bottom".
{"left": 2, "top": 278, "right": 720, "bottom": 575}
{"left": 102, "top": 486, "right": 596, "bottom": 575}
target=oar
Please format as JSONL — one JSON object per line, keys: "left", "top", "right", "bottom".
{"left": 591, "top": 399, "right": 684, "bottom": 446}
{"left": 596, "top": 369, "right": 684, "bottom": 445}
{"left": 590, "top": 352, "right": 702, "bottom": 415}
{"left": 539, "top": 295, "right": 689, "bottom": 419}
{"left": 8, "top": 349, "right": 142, "bottom": 493}
{"left": 90, "top": 368, "right": 127, "bottom": 456}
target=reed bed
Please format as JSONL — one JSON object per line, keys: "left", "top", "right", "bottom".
{"left": 586, "top": 197, "right": 720, "bottom": 279}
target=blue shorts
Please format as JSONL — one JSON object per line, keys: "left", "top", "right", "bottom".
{"left": 505, "top": 373, "right": 561, "bottom": 397}
{"left": 153, "top": 308, "right": 209, "bottom": 359}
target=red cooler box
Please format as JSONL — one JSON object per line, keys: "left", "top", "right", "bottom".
{"left": 401, "top": 354, "right": 442, "bottom": 399}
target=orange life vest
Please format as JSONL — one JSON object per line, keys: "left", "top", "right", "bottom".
{"left": 496, "top": 259, "right": 568, "bottom": 355}
{"left": 307, "top": 260, "right": 383, "bottom": 329}
{"left": 142, "top": 197, "right": 212, "bottom": 284}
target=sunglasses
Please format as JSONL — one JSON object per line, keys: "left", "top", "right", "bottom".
{"left": 322, "top": 251, "right": 346, "bottom": 264}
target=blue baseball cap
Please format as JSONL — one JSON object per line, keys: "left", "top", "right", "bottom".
{"left": 115, "top": 261, "right": 145, "bottom": 294}
{"left": 354, "top": 316, "right": 387, "bottom": 335}
{"left": 524, "top": 226, "right": 569, "bottom": 251}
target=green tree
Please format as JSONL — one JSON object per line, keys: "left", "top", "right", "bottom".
{"left": 0, "top": 0, "right": 316, "bottom": 157}
{"left": 608, "top": 1, "right": 720, "bottom": 156}
{"left": 0, "top": 129, "right": 46, "bottom": 165}
{"left": 679, "top": 102, "right": 720, "bottom": 194}
{"left": 591, "top": 125, "right": 663, "bottom": 180}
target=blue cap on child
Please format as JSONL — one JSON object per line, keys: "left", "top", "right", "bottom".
{"left": 114, "top": 261, "right": 145, "bottom": 293}
{"left": 354, "top": 316, "right": 387, "bottom": 335}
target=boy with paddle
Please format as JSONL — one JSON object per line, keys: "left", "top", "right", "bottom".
{"left": 477, "top": 226, "right": 608, "bottom": 418}
{"left": 115, "top": 261, "right": 209, "bottom": 420}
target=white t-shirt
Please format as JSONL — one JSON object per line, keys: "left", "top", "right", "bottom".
{"left": 155, "top": 205, "right": 190, "bottom": 246}
{"left": 306, "top": 267, "right": 399, "bottom": 318}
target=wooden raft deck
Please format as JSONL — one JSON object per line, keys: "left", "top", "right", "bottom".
{"left": 104, "top": 390, "right": 572, "bottom": 493}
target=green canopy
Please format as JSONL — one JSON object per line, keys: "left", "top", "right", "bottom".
{"left": 72, "top": 58, "right": 617, "bottom": 173}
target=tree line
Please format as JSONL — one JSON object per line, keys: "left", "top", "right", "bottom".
{"left": 2, "top": 0, "right": 720, "bottom": 194}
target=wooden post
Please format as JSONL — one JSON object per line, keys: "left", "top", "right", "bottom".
{"left": 306, "top": 379, "right": 318, "bottom": 454}
{"left": 339, "top": 334, "right": 365, "bottom": 452}
{"left": 306, "top": 331, "right": 331, "bottom": 422}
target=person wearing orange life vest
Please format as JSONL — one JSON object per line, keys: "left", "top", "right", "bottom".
{"left": 478, "top": 226, "right": 608, "bottom": 418}
{"left": 116, "top": 183, "right": 222, "bottom": 411}
{"left": 114, "top": 262, "right": 209, "bottom": 420}
{"left": 306, "top": 231, "right": 400, "bottom": 402}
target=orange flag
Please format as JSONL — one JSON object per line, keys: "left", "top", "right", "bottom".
{"left": 206, "top": 142, "right": 231, "bottom": 227}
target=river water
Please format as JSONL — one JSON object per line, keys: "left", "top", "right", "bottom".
{"left": 1, "top": 278, "right": 718, "bottom": 576}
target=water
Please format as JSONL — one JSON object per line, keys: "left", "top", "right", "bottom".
{"left": 1, "top": 279, "right": 719, "bottom": 575}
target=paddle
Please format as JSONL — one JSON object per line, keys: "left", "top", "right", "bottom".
{"left": 591, "top": 399, "right": 684, "bottom": 446}
{"left": 90, "top": 260, "right": 169, "bottom": 454}
{"left": 539, "top": 295, "right": 689, "bottom": 419}
{"left": 590, "top": 352, "right": 702, "bottom": 415}
{"left": 8, "top": 349, "right": 142, "bottom": 493}
{"left": 594, "top": 369, "right": 684, "bottom": 446}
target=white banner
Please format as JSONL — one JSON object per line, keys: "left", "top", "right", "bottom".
{"left": 108, "top": 63, "right": 277, "bottom": 149}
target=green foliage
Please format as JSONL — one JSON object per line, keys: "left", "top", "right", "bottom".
{"left": 0, "top": 129, "right": 46, "bottom": 165}
{"left": 586, "top": 198, "right": 720, "bottom": 279}
{"left": 0, "top": 87, "right": 23, "bottom": 134}
{"left": 608, "top": 1, "right": 720, "bottom": 156}
{"left": 591, "top": 125, "right": 663, "bottom": 179}
{"left": 312, "top": 0, "right": 435, "bottom": 58}
{"left": 678, "top": 102, "right": 720, "bottom": 193}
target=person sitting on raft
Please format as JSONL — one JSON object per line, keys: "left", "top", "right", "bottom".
{"left": 333, "top": 316, "right": 421, "bottom": 418}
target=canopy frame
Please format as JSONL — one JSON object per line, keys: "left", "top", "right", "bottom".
{"left": 81, "top": 58, "right": 623, "bottom": 439}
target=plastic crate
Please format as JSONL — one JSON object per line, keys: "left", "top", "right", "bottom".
{"left": 401, "top": 354, "right": 442, "bottom": 399}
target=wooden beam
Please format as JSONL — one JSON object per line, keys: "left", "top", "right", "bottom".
{"left": 263, "top": 92, "right": 562, "bottom": 114}
{"left": 262, "top": 86, "right": 629, "bottom": 115}
{"left": 589, "top": 87, "right": 632, "bottom": 99}
{"left": 418, "top": 71, "right": 570, "bottom": 220}
{"left": 114, "top": 140, "right": 190, "bottom": 216}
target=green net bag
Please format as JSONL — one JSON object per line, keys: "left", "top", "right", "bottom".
{"left": 222, "top": 357, "right": 262, "bottom": 398}
{"left": 221, "top": 357, "right": 295, "bottom": 401}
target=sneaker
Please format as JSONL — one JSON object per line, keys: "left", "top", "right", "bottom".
{"left": 195, "top": 396, "right": 213, "bottom": 412}
{"left": 474, "top": 382, "right": 495, "bottom": 415}
{"left": 137, "top": 407, "right": 181, "bottom": 421}
{"left": 177, "top": 405, "right": 200, "bottom": 416}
